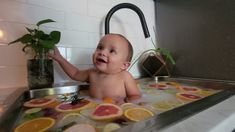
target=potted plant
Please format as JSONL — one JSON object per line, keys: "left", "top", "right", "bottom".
{"left": 130, "top": 31, "right": 175, "bottom": 77}
{"left": 9, "top": 19, "right": 61, "bottom": 89}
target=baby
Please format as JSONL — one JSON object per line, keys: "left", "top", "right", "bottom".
{"left": 49, "top": 33, "right": 141, "bottom": 104}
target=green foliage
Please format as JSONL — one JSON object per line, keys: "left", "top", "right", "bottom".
{"left": 9, "top": 19, "right": 61, "bottom": 58}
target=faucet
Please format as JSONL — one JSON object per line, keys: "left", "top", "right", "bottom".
{"left": 105, "top": 3, "right": 150, "bottom": 38}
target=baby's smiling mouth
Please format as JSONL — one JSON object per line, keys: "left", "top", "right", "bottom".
{"left": 96, "top": 58, "right": 107, "bottom": 63}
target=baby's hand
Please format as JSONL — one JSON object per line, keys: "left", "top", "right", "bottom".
{"left": 48, "top": 47, "right": 63, "bottom": 61}
{"left": 124, "top": 95, "right": 141, "bottom": 103}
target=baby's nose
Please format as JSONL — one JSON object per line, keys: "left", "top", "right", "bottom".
{"left": 98, "top": 50, "right": 107, "bottom": 56}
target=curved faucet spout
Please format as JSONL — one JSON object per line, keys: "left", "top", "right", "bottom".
{"left": 105, "top": 3, "right": 150, "bottom": 38}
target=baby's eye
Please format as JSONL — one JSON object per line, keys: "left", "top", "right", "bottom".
{"left": 110, "top": 49, "right": 116, "bottom": 54}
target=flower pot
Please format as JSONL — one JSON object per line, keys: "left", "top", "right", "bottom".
{"left": 140, "top": 52, "right": 173, "bottom": 77}
{"left": 27, "top": 59, "right": 54, "bottom": 89}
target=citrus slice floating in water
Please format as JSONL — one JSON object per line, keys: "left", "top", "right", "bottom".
{"left": 91, "top": 103, "right": 123, "bottom": 121}
{"left": 166, "top": 100, "right": 184, "bottom": 108}
{"left": 57, "top": 113, "right": 87, "bottom": 128}
{"left": 23, "top": 98, "right": 56, "bottom": 108}
{"left": 103, "top": 97, "right": 115, "bottom": 104}
{"left": 199, "top": 89, "right": 216, "bottom": 96}
{"left": 55, "top": 99, "right": 92, "bottom": 113}
{"left": 14, "top": 117, "right": 55, "bottom": 132}
{"left": 124, "top": 107, "right": 154, "bottom": 122}
{"left": 120, "top": 103, "right": 137, "bottom": 110}
{"left": 152, "top": 101, "right": 173, "bottom": 112}
{"left": 24, "top": 108, "right": 42, "bottom": 114}
{"left": 103, "top": 123, "right": 121, "bottom": 132}
{"left": 179, "top": 86, "right": 201, "bottom": 93}
{"left": 176, "top": 92, "right": 202, "bottom": 101}
{"left": 64, "top": 124, "right": 96, "bottom": 132}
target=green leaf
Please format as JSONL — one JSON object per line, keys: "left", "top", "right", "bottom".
{"left": 157, "top": 48, "right": 176, "bottom": 65}
{"left": 34, "top": 30, "right": 45, "bottom": 39}
{"left": 9, "top": 34, "right": 32, "bottom": 44}
{"left": 50, "top": 31, "right": 61, "bottom": 44}
{"left": 26, "top": 27, "right": 34, "bottom": 33}
{"left": 39, "top": 40, "right": 55, "bottom": 49}
{"left": 20, "top": 34, "right": 33, "bottom": 43}
{"left": 36, "top": 19, "right": 55, "bottom": 27}
{"left": 9, "top": 37, "right": 23, "bottom": 44}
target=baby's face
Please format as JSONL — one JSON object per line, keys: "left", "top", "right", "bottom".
{"left": 93, "top": 34, "right": 130, "bottom": 74}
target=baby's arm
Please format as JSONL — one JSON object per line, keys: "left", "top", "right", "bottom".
{"left": 49, "top": 47, "right": 89, "bottom": 82}
{"left": 124, "top": 72, "right": 141, "bottom": 102}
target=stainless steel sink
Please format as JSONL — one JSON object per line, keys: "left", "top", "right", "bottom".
{"left": 0, "top": 77, "right": 234, "bottom": 132}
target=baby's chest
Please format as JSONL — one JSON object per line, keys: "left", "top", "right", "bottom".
{"left": 91, "top": 77, "right": 123, "bottom": 87}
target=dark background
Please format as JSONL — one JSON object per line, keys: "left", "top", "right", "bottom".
{"left": 155, "top": 0, "right": 235, "bottom": 81}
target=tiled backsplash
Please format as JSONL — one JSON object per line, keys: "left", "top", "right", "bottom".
{"left": 0, "top": 0, "right": 156, "bottom": 88}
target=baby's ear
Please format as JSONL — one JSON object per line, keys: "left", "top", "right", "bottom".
{"left": 121, "top": 62, "right": 131, "bottom": 70}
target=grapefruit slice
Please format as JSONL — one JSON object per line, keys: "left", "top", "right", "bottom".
{"left": 14, "top": 117, "right": 55, "bottom": 132}
{"left": 55, "top": 99, "right": 92, "bottom": 113}
{"left": 176, "top": 92, "right": 202, "bottom": 101}
{"left": 148, "top": 83, "right": 168, "bottom": 90}
{"left": 124, "top": 107, "right": 154, "bottom": 122}
{"left": 64, "top": 124, "right": 96, "bottom": 132}
{"left": 91, "top": 103, "right": 123, "bottom": 121}
{"left": 179, "top": 86, "right": 201, "bottom": 93}
{"left": 24, "top": 98, "right": 56, "bottom": 108}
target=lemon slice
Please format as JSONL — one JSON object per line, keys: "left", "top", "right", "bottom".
{"left": 124, "top": 107, "right": 154, "bottom": 122}
{"left": 199, "top": 89, "right": 216, "bottom": 96}
{"left": 152, "top": 101, "right": 173, "bottom": 112}
{"left": 64, "top": 124, "right": 96, "bottom": 132}
{"left": 80, "top": 108, "right": 94, "bottom": 117}
{"left": 120, "top": 103, "right": 137, "bottom": 110}
{"left": 14, "top": 117, "right": 55, "bottom": 132}
{"left": 24, "top": 108, "right": 42, "bottom": 114}
{"left": 166, "top": 100, "right": 184, "bottom": 108}
{"left": 57, "top": 113, "right": 83, "bottom": 128}
{"left": 103, "top": 123, "right": 121, "bottom": 132}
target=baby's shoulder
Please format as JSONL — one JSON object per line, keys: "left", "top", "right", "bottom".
{"left": 119, "top": 70, "right": 133, "bottom": 78}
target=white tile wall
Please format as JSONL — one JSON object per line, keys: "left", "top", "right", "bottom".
{"left": 0, "top": 0, "right": 156, "bottom": 88}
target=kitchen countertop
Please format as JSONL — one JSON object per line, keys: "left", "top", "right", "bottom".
{"left": 160, "top": 95, "right": 235, "bottom": 132}
{"left": 0, "top": 83, "right": 234, "bottom": 132}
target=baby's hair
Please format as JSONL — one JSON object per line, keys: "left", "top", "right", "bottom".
{"left": 109, "top": 33, "right": 133, "bottom": 62}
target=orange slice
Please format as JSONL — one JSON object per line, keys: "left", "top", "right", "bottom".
{"left": 124, "top": 107, "right": 154, "bottom": 122}
{"left": 14, "top": 117, "right": 55, "bottom": 132}
{"left": 103, "top": 97, "right": 115, "bottom": 104}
